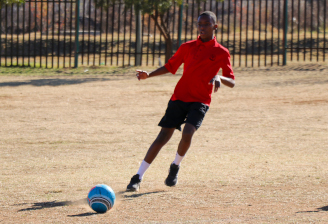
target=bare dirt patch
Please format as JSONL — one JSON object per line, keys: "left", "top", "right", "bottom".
{"left": 1, "top": 63, "right": 328, "bottom": 223}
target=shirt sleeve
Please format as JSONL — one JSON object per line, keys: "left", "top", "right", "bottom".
{"left": 164, "top": 44, "right": 187, "bottom": 75}
{"left": 221, "top": 52, "right": 235, "bottom": 80}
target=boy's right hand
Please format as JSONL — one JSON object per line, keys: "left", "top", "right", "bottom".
{"left": 136, "top": 70, "right": 149, "bottom": 80}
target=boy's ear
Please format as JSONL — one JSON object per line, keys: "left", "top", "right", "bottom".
{"left": 213, "top": 24, "right": 218, "bottom": 30}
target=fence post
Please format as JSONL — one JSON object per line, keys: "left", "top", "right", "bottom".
{"left": 74, "top": 0, "right": 80, "bottom": 68}
{"left": 135, "top": 5, "right": 142, "bottom": 66}
{"left": 177, "top": 2, "right": 183, "bottom": 48}
{"left": 283, "top": 0, "right": 288, "bottom": 65}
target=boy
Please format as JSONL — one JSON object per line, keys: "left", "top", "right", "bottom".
{"left": 127, "top": 11, "right": 235, "bottom": 191}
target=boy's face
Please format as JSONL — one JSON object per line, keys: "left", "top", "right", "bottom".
{"left": 197, "top": 15, "right": 218, "bottom": 42}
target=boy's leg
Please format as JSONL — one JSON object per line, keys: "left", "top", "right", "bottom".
{"left": 143, "top": 127, "right": 175, "bottom": 164}
{"left": 165, "top": 123, "right": 196, "bottom": 187}
{"left": 177, "top": 123, "right": 196, "bottom": 158}
{"left": 127, "top": 127, "right": 175, "bottom": 191}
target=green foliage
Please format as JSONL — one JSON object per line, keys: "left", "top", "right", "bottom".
{"left": 94, "top": 0, "right": 226, "bottom": 15}
{"left": 0, "top": 0, "right": 25, "bottom": 9}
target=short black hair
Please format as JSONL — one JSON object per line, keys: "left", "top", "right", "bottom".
{"left": 198, "top": 11, "right": 217, "bottom": 24}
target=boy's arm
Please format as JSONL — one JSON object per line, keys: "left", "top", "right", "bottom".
{"left": 219, "top": 75, "right": 235, "bottom": 88}
{"left": 136, "top": 66, "right": 169, "bottom": 80}
{"left": 209, "top": 75, "right": 235, "bottom": 92}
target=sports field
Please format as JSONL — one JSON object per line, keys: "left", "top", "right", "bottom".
{"left": 1, "top": 63, "right": 328, "bottom": 223}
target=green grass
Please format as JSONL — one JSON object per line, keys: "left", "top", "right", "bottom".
{"left": 0, "top": 65, "right": 142, "bottom": 77}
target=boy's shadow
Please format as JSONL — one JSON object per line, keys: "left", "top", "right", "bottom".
{"left": 297, "top": 205, "right": 328, "bottom": 213}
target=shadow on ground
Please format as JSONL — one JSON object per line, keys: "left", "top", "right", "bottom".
{"left": 17, "top": 198, "right": 87, "bottom": 212}
{"left": 0, "top": 77, "right": 117, "bottom": 87}
{"left": 120, "top": 190, "right": 166, "bottom": 200}
{"left": 67, "top": 212, "right": 98, "bottom": 217}
{"left": 296, "top": 205, "right": 328, "bottom": 213}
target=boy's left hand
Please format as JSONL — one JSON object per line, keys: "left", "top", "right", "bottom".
{"left": 209, "top": 75, "right": 221, "bottom": 92}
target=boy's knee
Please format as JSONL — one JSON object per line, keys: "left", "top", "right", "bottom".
{"left": 156, "top": 128, "right": 174, "bottom": 144}
{"left": 182, "top": 124, "right": 196, "bottom": 140}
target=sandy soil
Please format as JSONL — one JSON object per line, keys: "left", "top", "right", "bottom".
{"left": 0, "top": 63, "right": 328, "bottom": 223}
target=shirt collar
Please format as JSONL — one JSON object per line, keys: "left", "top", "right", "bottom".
{"left": 196, "top": 36, "right": 217, "bottom": 47}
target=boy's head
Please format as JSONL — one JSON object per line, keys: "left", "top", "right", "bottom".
{"left": 197, "top": 11, "right": 218, "bottom": 42}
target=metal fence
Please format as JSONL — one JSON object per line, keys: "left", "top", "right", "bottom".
{"left": 0, "top": 0, "right": 327, "bottom": 68}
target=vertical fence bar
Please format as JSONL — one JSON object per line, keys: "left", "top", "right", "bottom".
{"left": 191, "top": 0, "right": 194, "bottom": 40}
{"left": 10, "top": 3, "right": 14, "bottom": 66}
{"left": 227, "top": 0, "right": 230, "bottom": 49}
{"left": 264, "top": 0, "right": 267, "bottom": 66}
{"left": 123, "top": 5, "right": 127, "bottom": 67}
{"left": 239, "top": 0, "right": 243, "bottom": 67}
{"left": 104, "top": 0, "right": 109, "bottom": 65}
{"left": 215, "top": 0, "right": 218, "bottom": 37}
{"left": 271, "top": 0, "right": 274, "bottom": 66}
{"left": 145, "top": 11, "right": 150, "bottom": 65}
{"left": 252, "top": 0, "right": 255, "bottom": 67}
{"left": 117, "top": 3, "right": 121, "bottom": 66}
{"left": 246, "top": 0, "right": 249, "bottom": 67}
{"left": 93, "top": 4, "right": 96, "bottom": 66}
{"left": 11, "top": 4, "right": 13, "bottom": 66}
{"left": 221, "top": 1, "right": 224, "bottom": 45}
{"left": 110, "top": 4, "right": 114, "bottom": 65}
{"left": 172, "top": 2, "right": 176, "bottom": 53}
{"left": 69, "top": 0, "right": 73, "bottom": 67}
{"left": 184, "top": 0, "right": 189, "bottom": 43}
{"left": 258, "top": 0, "right": 261, "bottom": 66}
{"left": 297, "top": 0, "right": 300, "bottom": 61}
{"left": 28, "top": 3, "right": 31, "bottom": 66}
{"left": 40, "top": 0, "right": 43, "bottom": 67}
{"left": 81, "top": 0, "right": 85, "bottom": 65}
{"left": 99, "top": 4, "right": 103, "bottom": 65}
{"left": 316, "top": 0, "right": 319, "bottom": 62}
{"left": 22, "top": 4, "right": 25, "bottom": 66}
{"left": 135, "top": 5, "right": 142, "bottom": 66}
{"left": 128, "top": 5, "right": 132, "bottom": 65}
{"left": 4, "top": 5, "right": 8, "bottom": 66}
{"left": 177, "top": 2, "right": 183, "bottom": 48}
{"left": 52, "top": 0, "right": 55, "bottom": 68}
{"left": 33, "top": 1, "right": 38, "bottom": 67}
{"left": 310, "top": 0, "right": 313, "bottom": 61}
{"left": 291, "top": 0, "right": 294, "bottom": 61}
{"left": 233, "top": 0, "right": 236, "bottom": 66}
{"left": 63, "top": 0, "right": 67, "bottom": 68}
{"left": 46, "top": 0, "right": 49, "bottom": 68}
{"left": 88, "top": 0, "right": 91, "bottom": 65}
{"left": 303, "top": 0, "right": 306, "bottom": 61}
{"left": 151, "top": 8, "right": 156, "bottom": 66}
{"left": 57, "top": 0, "right": 61, "bottom": 67}
{"left": 324, "top": 0, "right": 326, "bottom": 61}
{"left": 277, "top": 0, "right": 281, "bottom": 65}
{"left": 0, "top": 6, "right": 2, "bottom": 65}
{"left": 16, "top": 4, "right": 19, "bottom": 66}
{"left": 74, "top": 0, "right": 80, "bottom": 68}
{"left": 283, "top": 0, "right": 288, "bottom": 65}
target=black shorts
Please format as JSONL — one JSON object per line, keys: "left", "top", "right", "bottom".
{"left": 158, "top": 100, "right": 209, "bottom": 131}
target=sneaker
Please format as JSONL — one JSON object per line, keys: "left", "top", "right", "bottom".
{"left": 126, "top": 174, "right": 141, "bottom": 192}
{"left": 165, "top": 163, "right": 180, "bottom": 187}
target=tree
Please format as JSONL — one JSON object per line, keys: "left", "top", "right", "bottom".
{"left": 0, "top": 0, "right": 25, "bottom": 9}
{"left": 95, "top": 0, "right": 221, "bottom": 63}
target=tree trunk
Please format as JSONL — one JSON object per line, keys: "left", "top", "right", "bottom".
{"left": 150, "top": 13, "right": 173, "bottom": 63}
{"left": 165, "top": 37, "right": 173, "bottom": 63}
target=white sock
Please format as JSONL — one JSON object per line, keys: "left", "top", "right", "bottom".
{"left": 173, "top": 152, "right": 184, "bottom": 166}
{"left": 136, "top": 160, "right": 150, "bottom": 180}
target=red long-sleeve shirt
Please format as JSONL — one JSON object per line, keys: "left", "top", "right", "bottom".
{"left": 164, "top": 36, "right": 234, "bottom": 106}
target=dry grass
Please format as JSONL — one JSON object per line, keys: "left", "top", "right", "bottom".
{"left": 0, "top": 62, "right": 328, "bottom": 223}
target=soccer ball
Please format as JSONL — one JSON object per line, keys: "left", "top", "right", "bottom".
{"left": 87, "top": 184, "right": 116, "bottom": 213}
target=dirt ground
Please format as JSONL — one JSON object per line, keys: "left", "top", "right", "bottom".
{"left": 0, "top": 63, "right": 328, "bottom": 223}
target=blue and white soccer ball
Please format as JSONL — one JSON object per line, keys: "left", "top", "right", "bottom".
{"left": 87, "top": 184, "right": 116, "bottom": 213}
